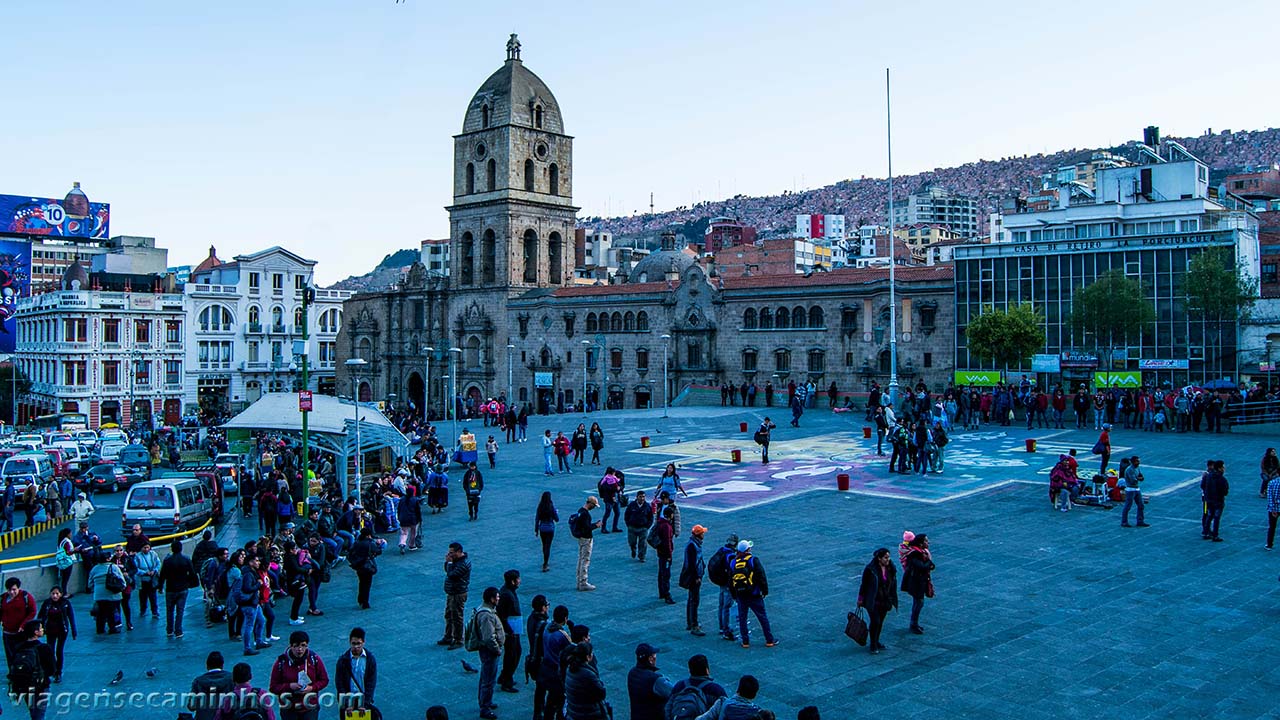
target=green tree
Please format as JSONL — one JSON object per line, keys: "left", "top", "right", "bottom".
{"left": 1069, "top": 270, "right": 1154, "bottom": 385}
{"left": 1184, "top": 247, "right": 1259, "bottom": 378}
{"left": 0, "top": 362, "right": 30, "bottom": 427}
{"left": 965, "top": 302, "right": 1047, "bottom": 375}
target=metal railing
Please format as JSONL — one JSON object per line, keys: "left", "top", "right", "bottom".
{"left": 0, "top": 518, "right": 213, "bottom": 568}
{"left": 1226, "top": 399, "right": 1280, "bottom": 426}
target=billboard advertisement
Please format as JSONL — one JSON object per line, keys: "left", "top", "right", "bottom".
{"left": 1094, "top": 370, "right": 1141, "bottom": 389}
{"left": 0, "top": 185, "right": 110, "bottom": 239}
{"left": 954, "top": 370, "right": 1002, "bottom": 386}
{"left": 0, "top": 239, "right": 31, "bottom": 354}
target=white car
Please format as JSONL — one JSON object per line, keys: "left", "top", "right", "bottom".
{"left": 14, "top": 434, "right": 43, "bottom": 449}
{"left": 74, "top": 429, "right": 99, "bottom": 445}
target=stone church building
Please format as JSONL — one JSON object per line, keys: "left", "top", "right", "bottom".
{"left": 336, "top": 36, "right": 954, "bottom": 415}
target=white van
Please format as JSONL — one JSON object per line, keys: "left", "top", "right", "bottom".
{"left": 121, "top": 478, "right": 213, "bottom": 537}
{"left": 2, "top": 453, "right": 55, "bottom": 496}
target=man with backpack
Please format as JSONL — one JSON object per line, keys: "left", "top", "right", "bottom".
{"left": 666, "top": 654, "right": 728, "bottom": 720}
{"left": 929, "top": 421, "right": 948, "bottom": 474}
{"left": 625, "top": 490, "right": 654, "bottom": 562}
{"left": 626, "top": 643, "right": 674, "bottom": 720}
{"left": 569, "top": 497, "right": 602, "bottom": 592}
{"left": 464, "top": 462, "right": 485, "bottom": 521}
{"left": 7, "top": 620, "right": 55, "bottom": 720}
{"left": 465, "top": 587, "right": 504, "bottom": 720}
{"left": 693, "top": 675, "right": 764, "bottom": 720}
{"left": 2, "top": 577, "right": 37, "bottom": 664}
{"left": 729, "top": 541, "right": 777, "bottom": 649}
{"left": 754, "top": 418, "right": 776, "bottom": 464}
{"left": 706, "top": 534, "right": 739, "bottom": 642}
{"left": 213, "top": 662, "right": 276, "bottom": 720}
{"left": 187, "top": 650, "right": 236, "bottom": 720}
{"left": 679, "top": 525, "right": 709, "bottom": 636}
{"left": 268, "top": 630, "right": 329, "bottom": 720}
{"left": 652, "top": 506, "right": 677, "bottom": 605}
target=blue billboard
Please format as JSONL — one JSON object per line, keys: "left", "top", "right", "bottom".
{"left": 0, "top": 239, "right": 31, "bottom": 354}
{"left": 0, "top": 183, "right": 110, "bottom": 239}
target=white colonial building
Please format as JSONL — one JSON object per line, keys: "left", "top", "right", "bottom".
{"left": 184, "top": 246, "right": 352, "bottom": 416}
{"left": 15, "top": 261, "right": 187, "bottom": 428}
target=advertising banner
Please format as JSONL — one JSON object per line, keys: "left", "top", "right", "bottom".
{"left": 535, "top": 371, "right": 553, "bottom": 388}
{"left": 0, "top": 239, "right": 31, "bottom": 354}
{"left": 0, "top": 191, "right": 109, "bottom": 239}
{"left": 1031, "top": 354, "right": 1061, "bottom": 373}
{"left": 954, "top": 370, "right": 1002, "bottom": 386}
{"left": 1060, "top": 350, "right": 1099, "bottom": 368}
{"left": 1093, "top": 370, "right": 1141, "bottom": 389}
{"left": 1138, "top": 359, "right": 1189, "bottom": 370}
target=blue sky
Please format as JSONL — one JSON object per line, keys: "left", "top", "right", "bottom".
{"left": 4, "top": 0, "right": 1276, "bottom": 284}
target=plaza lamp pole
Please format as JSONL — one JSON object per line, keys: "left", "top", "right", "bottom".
{"left": 344, "top": 358, "right": 368, "bottom": 501}
{"left": 449, "top": 347, "right": 462, "bottom": 442}
{"left": 885, "top": 67, "right": 899, "bottom": 409}
{"left": 423, "top": 346, "right": 434, "bottom": 422}
{"left": 582, "top": 339, "right": 591, "bottom": 415}
{"left": 299, "top": 281, "right": 313, "bottom": 502}
{"left": 661, "top": 333, "right": 671, "bottom": 418}
{"left": 507, "top": 343, "right": 515, "bottom": 405}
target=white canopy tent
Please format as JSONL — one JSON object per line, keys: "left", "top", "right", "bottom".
{"left": 221, "top": 392, "right": 410, "bottom": 499}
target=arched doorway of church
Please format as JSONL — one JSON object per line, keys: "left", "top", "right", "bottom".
{"left": 466, "top": 386, "right": 484, "bottom": 418}
{"left": 358, "top": 382, "right": 373, "bottom": 403}
{"left": 407, "top": 372, "right": 425, "bottom": 419}
{"left": 634, "top": 386, "right": 652, "bottom": 409}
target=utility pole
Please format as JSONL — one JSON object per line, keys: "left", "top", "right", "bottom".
{"left": 300, "top": 282, "right": 314, "bottom": 502}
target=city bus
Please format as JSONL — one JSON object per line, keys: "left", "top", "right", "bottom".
{"left": 29, "top": 412, "right": 90, "bottom": 432}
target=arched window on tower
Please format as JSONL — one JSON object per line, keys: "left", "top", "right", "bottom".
{"left": 548, "top": 232, "right": 563, "bottom": 284}
{"left": 524, "top": 159, "right": 535, "bottom": 192}
{"left": 466, "top": 163, "right": 475, "bottom": 195}
{"left": 623, "top": 312, "right": 634, "bottom": 332}
{"left": 809, "top": 306, "right": 824, "bottom": 328}
{"left": 743, "top": 308, "right": 757, "bottom": 329}
{"left": 460, "top": 232, "right": 475, "bottom": 286}
{"left": 534, "top": 105, "right": 544, "bottom": 129}
{"left": 793, "top": 305, "right": 806, "bottom": 328}
{"left": 549, "top": 163, "right": 560, "bottom": 196}
{"left": 610, "top": 313, "right": 622, "bottom": 333}
{"left": 487, "top": 159, "right": 496, "bottom": 192}
{"left": 585, "top": 313, "right": 598, "bottom": 333}
{"left": 776, "top": 307, "right": 790, "bottom": 329}
{"left": 481, "top": 229, "right": 496, "bottom": 284}
{"left": 522, "top": 229, "right": 538, "bottom": 283}
{"left": 636, "top": 312, "right": 649, "bottom": 332}
{"left": 481, "top": 104, "right": 490, "bottom": 128}
{"left": 759, "top": 308, "right": 773, "bottom": 329}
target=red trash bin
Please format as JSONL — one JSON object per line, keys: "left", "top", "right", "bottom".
{"left": 862, "top": 426, "right": 872, "bottom": 439}
{"left": 739, "top": 422, "right": 748, "bottom": 432}
{"left": 837, "top": 473, "right": 850, "bottom": 491}
{"left": 1025, "top": 438, "right": 1037, "bottom": 453}
{"left": 731, "top": 449, "right": 742, "bottom": 463}
{"left": 640, "top": 436, "right": 650, "bottom": 448}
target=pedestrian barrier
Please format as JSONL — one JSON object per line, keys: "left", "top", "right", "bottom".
{"left": 730, "top": 449, "right": 742, "bottom": 463}
{"left": 640, "top": 436, "right": 650, "bottom": 448}
{"left": 837, "top": 473, "right": 850, "bottom": 491}
{"left": 0, "top": 512, "right": 70, "bottom": 554}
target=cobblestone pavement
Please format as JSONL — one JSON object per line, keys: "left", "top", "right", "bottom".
{"left": 15, "top": 407, "right": 1280, "bottom": 719}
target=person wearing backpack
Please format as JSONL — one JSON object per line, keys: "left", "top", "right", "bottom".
{"left": 35, "top": 587, "right": 74, "bottom": 684}
{"left": 86, "top": 555, "right": 126, "bottom": 635}
{"left": 269, "top": 630, "right": 330, "bottom": 720}
{"left": 706, "top": 534, "right": 739, "bottom": 642}
{"left": 625, "top": 490, "right": 654, "bottom": 562}
{"left": 653, "top": 506, "right": 677, "bottom": 605}
{"left": 755, "top": 419, "right": 776, "bottom": 465}
{"left": 570, "top": 497, "right": 602, "bottom": 592}
{"left": 627, "top": 643, "right": 674, "bottom": 720}
{"left": 728, "top": 541, "right": 776, "bottom": 649}
{"left": 8, "top": 620, "right": 55, "bottom": 719}
{"left": 212, "top": 661, "right": 276, "bottom": 720}
{"left": 693, "top": 674, "right": 763, "bottom": 720}
{"left": 2, "top": 577, "right": 37, "bottom": 664}
{"left": 596, "top": 469, "right": 623, "bottom": 534}
{"left": 463, "top": 462, "right": 485, "bottom": 521}
{"left": 929, "top": 421, "right": 948, "bottom": 474}
{"left": 467, "top": 587, "right": 505, "bottom": 720}
{"left": 679, "top": 525, "right": 709, "bottom": 636}
{"left": 438, "top": 542, "right": 471, "bottom": 649}
{"left": 187, "top": 650, "right": 236, "bottom": 720}
{"left": 666, "top": 654, "right": 727, "bottom": 720}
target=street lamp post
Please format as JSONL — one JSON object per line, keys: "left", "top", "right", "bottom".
{"left": 660, "top": 334, "right": 671, "bottom": 418}
{"left": 129, "top": 348, "right": 137, "bottom": 433}
{"left": 423, "top": 346, "right": 434, "bottom": 423}
{"left": 343, "top": 358, "right": 368, "bottom": 501}
{"left": 507, "top": 344, "right": 515, "bottom": 404}
{"left": 581, "top": 339, "right": 591, "bottom": 415}
{"left": 449, "top": 347, "right": 462, "bottom": 442}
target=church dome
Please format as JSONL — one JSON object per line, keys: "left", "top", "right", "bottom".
{"left": 628, "top": 231, "right": 696, "bottom": 284}
{"left": 461, "top": 35, "right": 564, "bottom": 134}
{"left": 62, "top": 258, "right": 89, "bottom": 290}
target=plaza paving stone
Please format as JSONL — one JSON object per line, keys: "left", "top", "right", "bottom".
{"left": 8, "top": 406, "right": 1280, "bottom": 719}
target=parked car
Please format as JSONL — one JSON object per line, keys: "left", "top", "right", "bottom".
{"left": 42, "top": 432, "right": 73, "bottom": 446}
{"left": 117, "top": 444, "right": 152, "bottom": 479}
{"left": 74, "top": 429, "right": 99, "bottom": 446}
{"left": 121, "top": 477, "right": 214, "bottom": 536}
{"left": 77, "top": 462, "right": 145, "bottom": 493}
{"left": 96, "top": 441, "right": 127, "bottom": 464}
{"left": 52, "top": 442, "right": 89, "bottom": 476}
{"left": 43, "top": 448, "right": 70, "bottom": 479}
{"left": 1, "top": 452, "right": 55, "bottom": 500}
{"left": 155, "top": 467, "right": 225, "bottom": 522}
{"left": 98, "top": 427, "right": 125, "bottom": 443}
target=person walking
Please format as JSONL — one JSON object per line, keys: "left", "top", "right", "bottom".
{"left": 534, "top": 492, "right": 559, "bottom": 572}
{"left": 572, "top": 497, "right": 601, "bottom": 591}
{"left": 474, "top": 587, "right": 505, "bottom": 720}
{"left": 268, "top": 630, "right": 329, "bottom": 720}
{"left": 654, "top": 464, "right": 688, "bottom": 502}
{"left": 85, "top": 556, "right": 125, "bottom": 636}
{"left": 588, "top": 423, "right": 605, "bottom": 465}
{"left": 69, "top": 492, "right": 94, "bottom": 526}
{"left": 1200, "top": 459, "right": 1229, "bottom": 542}
{"left": 1120, "top": 455, "right": 1148, "bottom": 528}
{"left": 53, "top": 529, "right": 76, "bottom": 596}
{"left": 856, "top": 548, "right": 898, "bottom": 654}
{"left": 486, "top": 435, "right": 499, "bottom": 469}
{"left": 624, "top": 490, "right": 653, "bottom": 562}
{"left": 35, "top": 586, "right": 74, "bottom": 684}
{"left": 335, "top": 627, "right": 378, "bottom": 718}
{"left": 542, "top": 430, "right": 556, "bottom": 477}
{"left": 439, "top": 541, "right": 471, "bottom": 649}
{"left": 706, "top": 534, "right": 740, "bottom": 642}
{"left": 0, "top": 477, "right": 14, "bottom": 533}
{"left": 654, "top": 506, "right": 677, "bottom": 605}
{"left": 8, "top": 620, "right": 55, "bottom": 720}
{"left": 900, "top": 534, "right": 935, "bottom": 635}
{"left": 157, "top": 539, "right": 200, "bottom": 638}
{"left": 1260, "top": 448, "right": 1279, "bottom": 497}
{"left": 679, "top": 525, "right": 709, "bottom": 636}
{"left": 756, "top": 418, "right": 777, "bottom": 464}
{"left": 596, "top": 468, "right": 623, "bottom": 534}
{"left": 187, "top": 651, "right": 235, "bottom": 720}
{"left": 626, "top": 643, "right": 674, "bottom": 720}
{"left": 571, "top": 424, "right": 588, "bottom": 466}
{"left": 1267, "top": 471, "right": 1280, "bottom": 550}
{"left": 464, "top": 462, "right": 485, "bottom": 521}
{"left": 496, "top": 570, "right": 524, "bottom": 694}
{"left": 729, "top": 540, "right": 776, "bottom": 649}
{"left": 397, "top": 485, "right": 423, "bottom": 553}
{"left": 347, "top": 527, "right": 384, "bottom": 610}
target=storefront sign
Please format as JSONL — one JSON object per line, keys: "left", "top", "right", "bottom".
{"left": 535, "top": 371, "right": 553, "bottom": 388}
{"left": 954, "top": 370, "right": 1002, "bottom": 386}
{"left": 1094, "top": 370, "right": 1141, "bottom": 388}
{"left": 1031, "top": 354, "right": 1060, "bottom": 373}
{"left": 1060, "top": 351, "right": 1098, "bottom": 368}
{"left": 1110, "top": 349, "right": 1128, "bottom": 370}
{"left": 1139, "top": 359, "right": 1189, "bottom": 370}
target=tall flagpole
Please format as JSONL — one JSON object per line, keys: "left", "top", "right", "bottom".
{"left": 886, "top": 68, "right": 899, "bottom": 408}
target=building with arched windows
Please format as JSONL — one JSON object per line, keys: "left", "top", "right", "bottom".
{"left": 336, "top": 36, "right": 954, "bottom": 416}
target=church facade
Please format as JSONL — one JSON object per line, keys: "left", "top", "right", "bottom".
{"left": 336, "top": 37, "right": 954, "bottom": 415}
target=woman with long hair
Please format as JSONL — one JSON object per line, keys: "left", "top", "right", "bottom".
{"left": 900, "top": 534, "right": 936, "bottom": 635}
{"left": 225, "top": 549, "right": 247, "bottom": 640}
{"left": 54, "top": 528, "right": 76, "bottom": 595}
{"left": 856, "top": 547, "right": 898, "bottom": 655}
{"left": 37, "top": 586, "right": 75, "bottom": 683}
{"left": 588, "top": 422, "right": 605, "bottom": 465}
{"left": 1260, "top": 447, "right": 1279, "bottom": 497}
{"left": 571, "top": 424, "right": 589, "bottom": 466}
{"left": 534, "top": 491, "right": 559, "bottom": 572}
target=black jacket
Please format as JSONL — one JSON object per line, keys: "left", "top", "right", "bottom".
{"left": 564, "top": 658, "right": 608, "bottom": 720}
{"left": 900, "top": 550, "right": 935, "bottom": 599}
{"left": 187, "top": 667, "right": 235, "bottom": 720}
{"left": 626, "top": 663, "right": 672, "bottom": 720}
{"left": 858, "top": 560, "right": 899, "bottom": 613}
{"left": 335, "top": 649, "right": 378, "bottom": 706}
{"left": 1201, "top": 471, "right": 1229, "bottom": 507}
{"left": 624, "top": 499, "right": 653, "bottom": 530}
{"left": 191, "top": 538, "right": 220, "bottom": 573}
{"left": 37, "top": 597, "right": 76, "bottom": 638}
{"left": 11, "top": 638, "right": 55, "bottom": 694}
{"left": 497, "top": 583, "right": 521, "bottom": 635}
{"left": 348, "top": 537, "right": 381, "bottom": 575}
{"left": 444, "top": 553, "right": 471, "bottom": 595}
{"left": 158, "top": 552, "right": 200, "bottom": 593}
